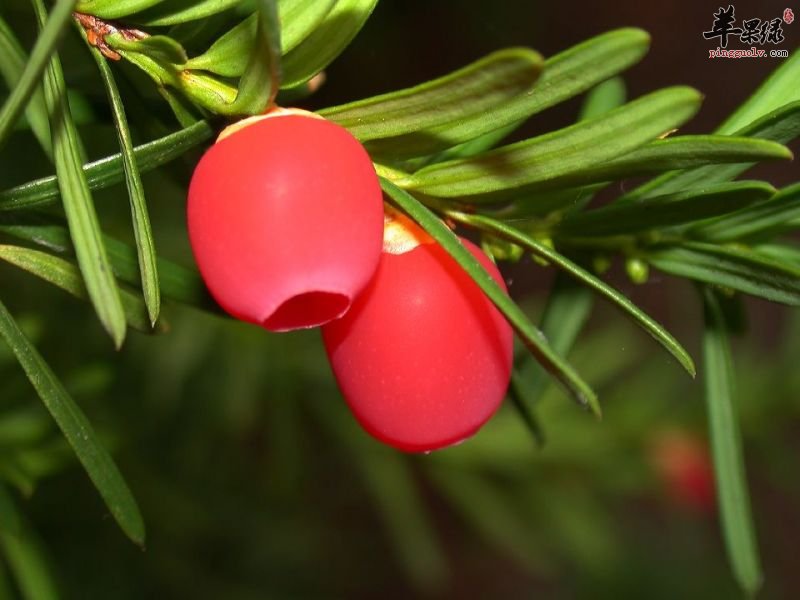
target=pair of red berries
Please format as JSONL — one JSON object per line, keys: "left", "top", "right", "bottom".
{"left": 187, "top": 110, "right": 513, "bottom": 452}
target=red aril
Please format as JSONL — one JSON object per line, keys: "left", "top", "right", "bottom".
{"left": 187, "top": 110, "right": 383, "bottom": 331}
{"left": 323, "top": 212, "right": 514, "bottom": 452}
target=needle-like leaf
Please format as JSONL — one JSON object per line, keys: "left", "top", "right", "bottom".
{"left": 224, "top": 0, "right": 282, "bottom": 115}
{"left": 689, "top": 182, "right": 800, "bottom": 242}
{"left": 33, "top": 0, "right": 126, "bottom": 348}
{"left": 0, "top": 245, "right": 161, "bottom": 334}
{"left": 0, "top": 0, "right": 75, "bottom": 152}
{"left": 0, "top": 15, "right": 51, "bottom": 157}
{"left": 512, "top": 274, "right": 594, "bottom": 409}
{"left": 648, "top": 242, "right": 800, "bottom": 306}
{"left": 183, "top": 14, "right": 260, "bottom": 77}
{"left": 0, "top": 299, "right": 145, "bottom": 546}
{"left": 0, "top": 120, "right": 214, "bottom": 211}
{"left": 755, "top": 243, "right": 800, "bottom": 268}
{"left": 331, "top": 29, "right": 650, "bottom": 162}
{"left": 701, "top": 287, "right": 762, "bottom": 596}
{"left": 281, "top": 0, "right": 379, "bottom": 89}
{"left": 90, "top": 48, "right": 161, "bottom": 325}
{"left": 136, "top": 0, "right": 240, "bottom": 26}
{"left": 466, "top": 135, "right": 789, "bottom": 203}
{"left": 559, "top": 181, "right": 776, "bottom": 236}
{"left": 578, "top": 77, "right": 627, "bottom": 121}
{"left": 620, "top": 51, "right": 800, "bottom": 203}
{"left": 279, "top": 0, "right": 337, "bottom": 54}
{"left": 0, "top": 489, "right": 58, "bottom": 600}
{"left": 74, "top": 0, "right": 165, "bottom": 19}
{"left": 353, "top": 28, "right": 650, "bottom": 159}
{"left": 717, "top": 49, "right": 800, "bottom": 134}
{"left": 619, "top": 101, "right": 800, "bottom": 202}
{"left": 320, "top": 48, "right": 544, "bottom": 148}
{"left": 0, "top": 215, "right": 212, "bottom": 309}
{"left": 403, "top": 86, "right": 702, "bottom": 198}
{"left": 450, "top": 212, "right": 696, "bottom": 377}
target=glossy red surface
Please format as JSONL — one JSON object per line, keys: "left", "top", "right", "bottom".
{"left": 323, "top": 238, "right": 514, "bottom": 452}
{"left": 187, "top": 114, "right": 383, "bottom": 331}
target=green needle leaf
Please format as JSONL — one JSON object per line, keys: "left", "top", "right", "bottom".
{"left": 619, "top": 101, "right": 800, "bottom": 203}
{"left": 279, "top": 0, "right": 338, "bottom": 54}
{"left": 74, "top": 0, "right": 165, "bottom": 19}
{"left": 647, "top": 242, "right": 800, "bottom": 306}
{"left": 593, "top": 136, "right": 791, "bottom": 183}
{"left": 495, "top": 184, "right": 606, "bottom": 218}
{"left": 0, "top": 0, "right": 75, "bottom": 153}
{"left": 528, "top": 28, "right": 646, "bottom": 114}
{"left": 559, "top": 181, "right": 776, "bottom": 236}
{"left": 0, "top": 299, "right": 145, "bottom": 546}
{"left": 477, "top": 135, "right": 790, "bottom": 201}
{"left": 0, "top": 120, "right": 214, "bottom": 211}
{"left": 158, "top": 86, "right": 201, "bottom": 128}
{"left": 403, "top": 86, "right": 702, "bottom": 198}
{"left": 701, "top": 287, "right": 762, "bottom": 596}
{"left": 0, "top": 245, "right": 161, "bottom": 334}
{"left": 508, "top": 77, "right": 626, "bottom": 215}
{"left": 224, "top": 0, "right": 282, "bottom": 115}
{"left": 0, "top": 215, "right": 212, "bottom": 310}
{"left": 33, "top": 0, "right": 126, "bottom": 348}
{"left": 689, "top": 182, "right": 800, "bottom": 242}
{"left": 512, "top": 274, "right": 594, "bottom": 407}
{"left": 328, "top": 28, "right": 649, "bottom": 159}
{"left": 0, "top": 15, "right": 51, "bottom": 157}
{"left": 380, "top": 177, "right": 599, "bottom": 416}
{"left": 91, "top": 48, "right": 161, "bottom": 326}
{"left": 450, "top": 212, "right": 696, "bottom": 377}
{"left": 717, "top": 49, "right": 800, "bottom": 134}
{"left": 183, "top": 14, "right": 259, "bottom": 77}
{"left": 620, "top": 51, "right": 800, "bottom": 203}
{"left": 0, "top": 491, "right": 58, "bottom": 600}
{"left": 414, "top": 120, "right": 524, "bottom": 167}
{"left": 755, "top": 243, "right": 800, "bottom": 268}
{"left": 578, "top": 77, "right": 627, "bottom": 121}
{"left": 506, "top": 384, "right": 546, "bottom": 448}
{"left": 111, "top": 34, "right": 188, "bottom": 65}
{"left": 136, "top": 0, "right": 240, "bottom": 26}
{"left": 320, "top": 48, "right": 544, "bottom": 149}
{"left": 281, "top": 0, "right": 379, "bottom": 89}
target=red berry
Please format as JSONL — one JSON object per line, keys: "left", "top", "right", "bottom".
{"left": 650, "top": 430, "right": 716, "bottom": 513}
{"left": 322, "top": 216, "right": 514, "bottom": 452}
{"left": 187, "top": 111, "right": 383, "bottom": 331}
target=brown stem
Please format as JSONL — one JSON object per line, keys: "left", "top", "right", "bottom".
{"left": 72, "top": 11, "right": 148, "bottom": 61}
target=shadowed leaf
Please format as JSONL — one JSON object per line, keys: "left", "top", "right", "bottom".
{"left": 0, "top": 300, "right": 145, "bottom": 546}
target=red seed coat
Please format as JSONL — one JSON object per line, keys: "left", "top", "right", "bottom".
{"left": 188, "top": 114, "right": 383, "bottom": 331}
{"left": 323, "top": 238, "right": 514, "bottom": 452}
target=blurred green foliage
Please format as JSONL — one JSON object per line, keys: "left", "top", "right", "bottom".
{"left": 3, "top": 252, "right": 800, "bottom": 597}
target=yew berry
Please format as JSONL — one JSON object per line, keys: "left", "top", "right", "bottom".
{"left": 649, "top": 429, "right": 716, "bottom": 514}
{"left": 187, "top": 109, "right": 383, "bottom": 331}
{"left": 322, "top": 211, "right": 514, "bottom": 452}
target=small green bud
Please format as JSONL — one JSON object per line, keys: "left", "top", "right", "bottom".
{"left": 592, "top": 254, "right": 612, "bottom": 275}
{"left": 481, "top": 237, "right": 524, "bottom": 263}
{"left": 625, "top": 257, "right": 650, "bottom": 284}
